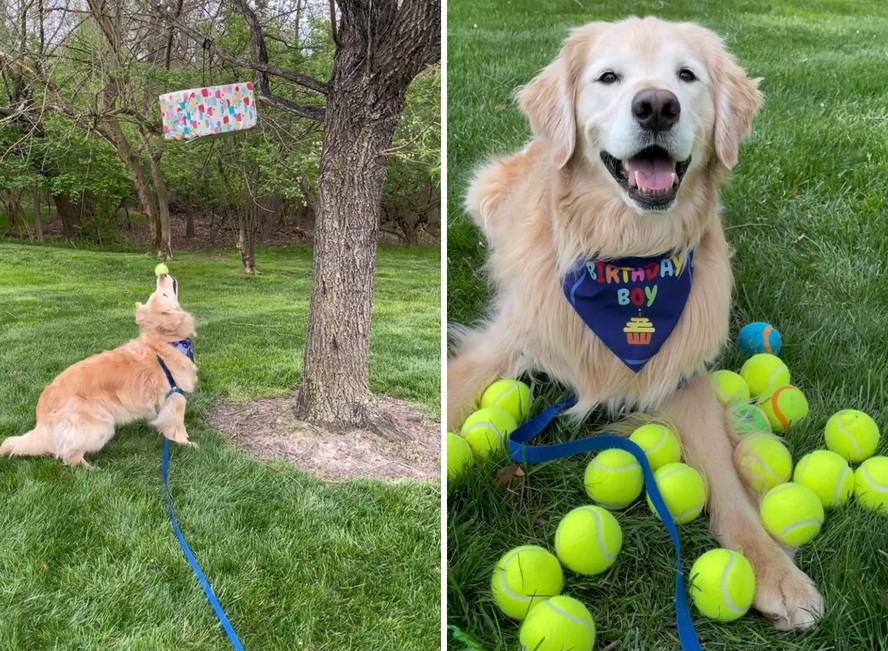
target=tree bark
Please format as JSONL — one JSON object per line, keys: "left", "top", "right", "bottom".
{"left": 52, "top": 191, "right": 80, "bottom": 238}
{"left": 33, "top": 187, "right": 44, "bottom": 243}
{"left": 294, "top": 0, "right": 440, "bottom": 428}
{"left": 146, "top": 135, "right": 172, "bottom": 258}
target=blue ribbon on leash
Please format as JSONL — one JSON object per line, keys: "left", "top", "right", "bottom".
{"left": 508, "top": 397, "right": 702, "bottom": 651}
{"left": 163, "top": 440, "right": 244, "bottom": 650}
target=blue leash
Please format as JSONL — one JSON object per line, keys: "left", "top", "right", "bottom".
{"left": 508, "top": 397, "right": 702, "bottom": 651}
{"left": 163, "top": 440, "right": 244, "bottom": 650}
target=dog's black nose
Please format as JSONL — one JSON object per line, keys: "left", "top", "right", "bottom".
{"left": 632, "top": 89, "right": 680, "bottom": 132}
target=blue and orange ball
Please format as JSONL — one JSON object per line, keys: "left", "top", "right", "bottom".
{"left": 737, "top": 322, "right": 782, "bottom": 357}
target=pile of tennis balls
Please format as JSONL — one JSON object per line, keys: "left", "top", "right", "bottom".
{"left": 447, "top": 378, "right": 532, "bottom": 482}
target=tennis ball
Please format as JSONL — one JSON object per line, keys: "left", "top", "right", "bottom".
{"left": 760, "top": 482, "right": 824, "bottom": 546}
{"left": 446, "top": 433, "right": 473, "bottom": 482}
{"left": 155, "top": 262, "right": 169, "bottom": 276}
{"left": 554, "top": 505, "right": 623, "bottom": 576}
{"left": 710, "top": 370, "right": 751, "bottom": 406}
{"left": 793, "top": 449, "right": 853, "bottom": 508}
{"left": 629, "top": 423, "right": 682, "bottom": 471}
{"left": 491, "top": 545, "right": 564, "bottom": 620}
{"left": 738, "top": 322, "right": 782, "bottom": 357}
{"left": 854, "top": 456, "right": 888, "bottom": 514}
{"left": 758, "top": 385, "right": 809, "bottom": 434}
{"left": 824, "top": 409, "right": 880, "bottom": 463}
{"left": 460, "top": 407, "right": 517, "bottom": 460}
{"left": 480, "top": 378, "right": 531, "bottom": 424}
{"left": 584, "top": 449, "right": 644, "bottom": 509}
{"left": 740, "top": 353, "right": 790, "bottom": 398}
{"left": 689, "top": 548, "right": 756, "bottom": 621}
{"left": 518, "top": 596, "right": 596, "bottom": 651}
{"left": 727, "top": 403, "right": 772, "bottom": 436}
{"left": 734, "top": 434, "right": 792, "bottom": 494}
{"left": 646, "top": 462, "right": 707, "bottom": 524}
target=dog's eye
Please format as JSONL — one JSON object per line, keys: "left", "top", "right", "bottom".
{"left": 596, "top": 71, "right": 619, "bottom": 84}
{"left": 678, "top": 68, "right": 697, "bottom": 82}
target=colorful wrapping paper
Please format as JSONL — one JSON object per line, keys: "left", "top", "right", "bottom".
{"left": 159, "top": 82, "right": 257, "bottom": 141}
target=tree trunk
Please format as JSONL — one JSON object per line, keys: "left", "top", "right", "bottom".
{"left": 32, "top": 187, "right": 44, "bottom": 242}
{"left": 237, "top": 203, "right": 257, "bottom": 275}
{"left": 185, "top": 211, "right": 195, "bottom": 238}
{"left": 147, "top": 136, "right": 172, "bottom": 258}
{"left": 294, "top": 1, "right": 434, "bottom": 427}
{"left": 52, "top": 191, "right": 80, "bottom": 238}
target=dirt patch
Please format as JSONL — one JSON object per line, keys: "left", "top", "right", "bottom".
{"left": 206, "top": 394, "right": 440, "bottom": 482}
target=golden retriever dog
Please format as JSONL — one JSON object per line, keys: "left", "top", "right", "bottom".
{"left": 448, "top": 17, "right": 824, "bottom": 630}
{"left": 1, "top": 273, "right": 197, "bottom": 466}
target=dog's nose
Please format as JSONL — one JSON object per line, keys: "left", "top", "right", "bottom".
{"left": 632, "top": 89, "right": 680, "bottom": 132}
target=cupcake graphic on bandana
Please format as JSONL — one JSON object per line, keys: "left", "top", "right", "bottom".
{"left": 623, "top": 311, "right": 656, "bottom": 345}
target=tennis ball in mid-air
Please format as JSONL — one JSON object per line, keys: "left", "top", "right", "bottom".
{"left": 446, "top": 433, "right": 473, "bottom": 482}
{"left": 629, "top": 423, "right": 682, "bottom": 471}
{"left": 727, "top": 403, "right": 772, "bottom": 436}
{"left": 689, "top": 548, "right": 756, "bottom": 621}
{"left": 734, "top": 434, "right": 793, "bottom": 494}
{"left": 554, "top": 505, "right": 623, "bottom": 576}
{"left": 740, "top": 353, "right": 790, "bottom": 398}
{"left": 480, "top": 378, "right": 531, "bottom": 424}
{"left": 854, "top": 456, "right": 888, "bottom": 514}
{"left": 491, "top": 545, "right": 564, "bottom": 620}
{"left": 793, "top": 449, "right": 853, "bottom": 508}
{"left": 646, "top": 462, "right": 707, "bottom": 524}
{"left": 518, "top": 596, "right": 595, "bottom": 651}
{"left": 710, "top": 370, "right": 751, "bottom": 406}
{"left": 584, "top": 449, "right": 644, "bottom": 509}
{"left": 460, "top": 407, "right": 517, "bottom": 460}
{"left": 155, "top": 262, "right": 169, "bottom": 276}
{"left": 758, "top": 385, "right": 809, "bottom": 433}
{"left": 760, "top": 482, "right": 824, "bottom": 546}
{"left": 824, "top": 409, "right": 880, "bottom": 463}
{"left": 738, "top": 322, "right": 782, "bottom": 357}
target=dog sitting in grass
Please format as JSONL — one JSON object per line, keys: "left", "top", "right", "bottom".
{"left": 0, "top": 273, "right": 196, "bottom": 466}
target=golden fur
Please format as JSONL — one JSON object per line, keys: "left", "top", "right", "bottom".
{"left": 448, "top": 17, "right": 824, "bottom": 629}
{"left": 1, "top": 274, "right": 197, "bottom": 466}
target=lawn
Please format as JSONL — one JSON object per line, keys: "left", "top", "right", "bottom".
{"left": 447, "top": 1, "right": 888, "bottom": 650}
{"left": 0, "top": 242, "right": 441, "bottom": 650}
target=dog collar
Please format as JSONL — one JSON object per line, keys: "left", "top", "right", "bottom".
{"left": 171, "top": 338, "right": 194, "bottom": 362}
{"left": 561, "top": 250, "right": 695, "bottom": 372}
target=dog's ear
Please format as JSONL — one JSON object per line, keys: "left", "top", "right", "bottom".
{"left": 135, "top": 302, "right": 147, "bottom": 326}
{"left": 710, "top": 45, "right": 762, "bottom": 169}
{"left": 517, "top": 25, "right": 601, "bottom": 169}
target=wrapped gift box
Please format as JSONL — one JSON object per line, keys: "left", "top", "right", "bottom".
{"left": 159, "top": 82, "right": 257, "bottom": 141}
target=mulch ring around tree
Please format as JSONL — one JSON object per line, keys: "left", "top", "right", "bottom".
{"left": 206, "top": 394, "right": 440, "bottom": 482}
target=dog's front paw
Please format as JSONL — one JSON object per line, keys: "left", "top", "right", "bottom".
{"left": 164, "top": 427, "right": 191, "bottom": 445}
{"left": 753, "top": 557, "right": 823, "bottom": 631}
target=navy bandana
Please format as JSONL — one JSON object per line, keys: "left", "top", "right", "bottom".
{"left": 562, "top": 251, "right": 694, "bottom": 372}
{"left": 171, "top": 338, "right": 194, "bottom": 362}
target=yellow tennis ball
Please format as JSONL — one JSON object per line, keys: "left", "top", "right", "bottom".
{"left": 740, "top": 353, "right": 790, "bottom": 398}
{"left": 760, "top": 482, "right": 824, "bottom": 546}
{"left": 793, "top": 449, "right": 853, "bottom": 508}
{"left": 490, "top": 545, "right": 563, "bottom": 620}
{"left": 518, "top": 595, "right": 596, "bottom": 651}
{"left": 734, "top": 434, "right": 793, "bottom": 494}
{"left": 584, "top": 449, "right": 643, "bottom": 509}
{"left": 446, "top": 433, "right": 473, "bottom": 482}
{"left": 460, "top": 407, "right": 517, "bottom": 460}
{"left": 629, "top": 423, "right": 682, "bottom": 471}
{"left": 480, "top": 378, "right": 531, "bottom": 424}
{"left": 154, "top": 262, "right": 169, "bottom": 276}
{"left": 646, "top": 462, "right": 707, "bottom": 524}
{"left": 689, "top": 548, "right": 756, "bottom": 621}
{"left": 727, "top": 403, "right": 772, "bottom": 436}
{"left": 710, "top": 370, "right": 751, "bottom": 406}
{"left": 554, "top": 505, "right": 623, "bottom": 576}
{"left": 757, "top": 385, "right": 809, "bottom": 434}
{"left": 824, "top": 409, "right": 880, "bottom": 463}
{"left": 854, "top": 456, "right": 888, "bottom": 514}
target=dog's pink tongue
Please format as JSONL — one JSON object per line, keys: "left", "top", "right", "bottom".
{"left": 627, "top": 158, "right": 675, "bottom": 190}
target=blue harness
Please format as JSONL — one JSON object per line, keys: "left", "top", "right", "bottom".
{"left": 157, "top": 338, "right": 193, "bottom": 398}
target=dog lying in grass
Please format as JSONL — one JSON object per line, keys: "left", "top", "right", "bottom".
{"left": 448, "top": 17, "right": 824, "bottom": 630}
{"left": 1, "top": 273, "right": 196, "bottom": 466}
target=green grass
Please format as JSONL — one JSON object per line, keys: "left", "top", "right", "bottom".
{"left": 0, "top": 243, "right": 441, "bottom": 650}
{"left": 447, "top": 1, "right": 888, "bottom": 649}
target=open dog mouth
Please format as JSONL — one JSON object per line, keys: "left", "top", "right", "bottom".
{"left": 601, "top": 146, "right": 691, "bottom": 210}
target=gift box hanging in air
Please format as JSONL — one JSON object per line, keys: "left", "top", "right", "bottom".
{"left": 159, "top": 82, "right": 257, "bottom": 141}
